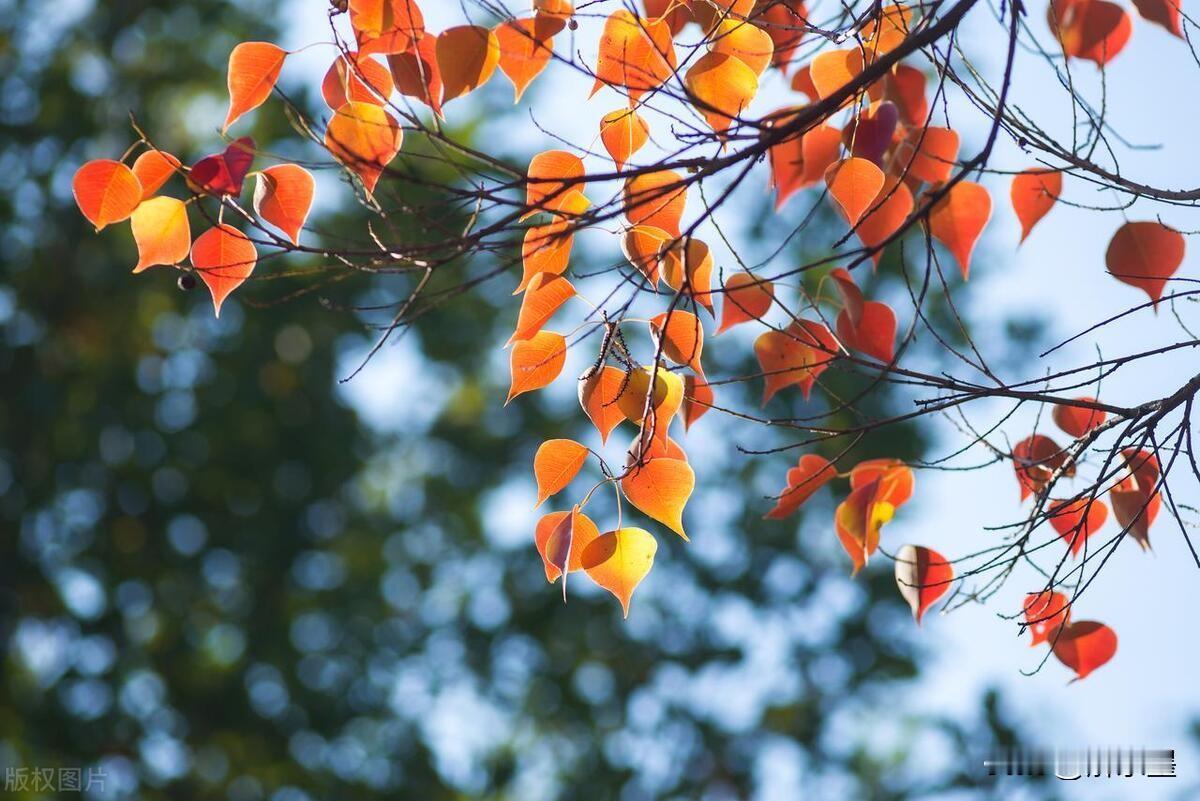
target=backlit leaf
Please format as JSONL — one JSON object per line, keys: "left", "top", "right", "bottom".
{"left": 131, "top": 150, "right": 182, "bottom": 201}
{"left": 754, "top": 319, "right": 838, "bottom": 404}
{"left": 1105, "top": 221, "right": 1185, "bottom": 307}
{"left": 1011, "top": 168, "right": 1062, "bottom": 243}
{"left": 600, "top": 109, "right": 650, "bottom": 172}
{"left": 131, "top": 197, "right": 191, "bottom": 274}
{"left": 510, "top": 272, "right": 575, "bottom": 343}
{"left": 684, "top": 51, "right": 759, "bottom": 135}
{"left": 579, "top": 365, "right": 630, "bottom": 443}
{"left": 764, "top": 453, "right": 836, "bottom": 519}
{"left": 496, "top": 17, "right": 557, "bottom": 102}
{"left": 518, "top": 220, "right": 574, "bottom": 292}
{"left": 855, "top": 176, "right": 913, "bottom": 261}
{"left": 188, "top": 137, "right": 256, "bottom": 197}
{"left": 324, "top": 102, "right": 403, "bottom": 195}
{"left": 1052, "top": 620, "right": 1117, "bottom": 680}
{"left": 190, "top": 224, "right": 257, "bottom": 318}
{"left": 1024, "top": 590, "right": 1071, "bottom": 646}
{"left": 682, "top": 375, "right": 714, "bottom": 431}
{"left": 508, "top": 330, "right": 568, "bottom": 402}
{"left": 1048, "top": 497, "right": 1108, "bottom": 556}
{"left": 72, "top": 159, "right": 142, "bottom": 231}
{"left": 621, "top": 457, "right": 695, "bottom": 539}
{"left": 835, "top": 477, "right": 894, "bottom": 574}
{"left": 649, "top": 310, "right": 705, "bottom": 376}
{"left": 535, "top": 508, "right": 601, "bottom": 582}
{"left": 894, "top": 544, "right": 953, "bottom": 624}
{"left": 350, "top": 0, "right": 425, "bottom": 55}
{"left": 709, "top": 18, "right": 774, "bottom": 76}
{"left": 533, "top": 438, "right": 589, "bottom": 508}
{"left": 825, "top": 157, "right": 885, "bottom": 226}
{"left": 581, "top": 527, "right": 658, "bottom": 617}
{"left": 253, "top": 164, "right": 315, "bottom": 246}
{"left": 1132, "top": 0, "right": 1183, "bottom": 36}
{"left": 223, "top": 42, "right": 287, "bottom": 131}
{"left": 1012, "top": 434, "right": 1074, "bottom": 500}
{"left": 322, "top": 53, "right": 394, "bottom": 108}
{"left": 1110, "top": 448, "right": 1161, "bottom": 550}
{"left": 387, "top": 36, "right": 444, "bottom": 116}
{"left": 717, "top": 272, "right": 774, "bottom": 334}
{"left": 624, "top": 171, "right": 687, "bottom": 236}
{"left": 897, "top": 126, "right": 959, "bottom": 184}
{"left": 927, "top": 181, "right": 991, "bottom": 278}
{"left": 1052, "top": 397, "right": 1106, "bottom": 438}
{"left": 592, "top": 10, "right": 676, "bottom": 100}
{"left": 525, "top": 150, "right": 586, "bottom": 218}
{"left": 437, "top": 25, "right": 501, "bottom": 104}
{"left": 1049, "top": 0, "right": 1131, "bottom": 65}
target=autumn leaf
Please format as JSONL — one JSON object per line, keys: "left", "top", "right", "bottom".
{"left": 387, "top": 36, "right": 444, "bottom": 116}
{"left": 496, "top": 17, "right": 557, "bottom": 102}
{"left": 437, "top": 25, "right": 501, "bottom": 104}
{"left": 350, "top": 0, "right": 426, "bottom": 55}
{"left": 754, "top": 319, "right": 838, "bottom": 404}
{"left": 131, "top": 150, "right": 182, "bottom": 201}
{"left": 621, "top": 225, "right": 671, "bottom": 287}
{"left": 896, "top": 126, "right": 959, "bottom": 184}
{"left": 1052, "top": 620, "right": 1117, "bottom": 680}
{"left": 1105, "top": 221, "right": 1185, "bottom": 307}
{"left": 854, "top": 177, "right": 913, "bottom": 261}
{"left": 861, "top": 3, "right": 915, "bottom": 57}
{"left": 1048, "top": 0, "right": 1132, "bottom": 65}
{"left": 624, "top": 171, "right": 687, "bottom": 236}
{"left": 592, "top": 10, "right": 675, "bottom": 100}
{"left": 649, "top": 310, "right": 705, "bottom": 376}
{"left": 764, "top": 453, "right": 836, "bottom": 519}
{"left": 682, "top": 375, "right": 714, "bottom": 432}
{"left": 581, "top": 527, "right": 658, "bottom": 617}
{"left": 72, "top": 159, "right": 142, "bottom": 231}
{"left": 758, "top": 0, "right": 808, "bottom": 73}
{"left": 321, "top": 53, "right": 394, "bottom": 108}
{"left": 849, "top": 458, "right": 915, "bottom": 508}
{"left": 661, "top": 238, "right": 714, "bottom": 313}
{"left": 709, "top": 18, "right": 774, "bottom": 76}
{"left": 600, "top": 109, "right": 650, "bottom": 172}
{"left": 131, "top": 197, "right": 191, "bottom": 274}
{"left": 835, "top": 477, "right": 895, "bottom": 574}
{"left": 253, "top": 164, "right": 315, "bottom": 246}
{"left": 717, "top": 272, "right": 774, "bottom": 334}
{"left": 1132, "top": 0, "right": 1183, "bottom": 36}
{"left": 1012, "top": 434, "right": 1074, "bottom": 500}
{"left": 1011, "top": 168, "right": 1062, "bottom": 243}
{"left": 190, "top": 224, "right": 257, "bottom": 318}
{"left": 842, "top": 101, "right": 898, "bottom": 166}
{"left": 621, "top": 457, "right": 695, "bottom": 539}
{"left": 1110, "top": 448, "right": 1161, "bottom": 550}
{"left": 615, "top": 366, "right": 683, "bottom": 434}
{"left": 579, "top": 365, "right": 630, "bottom": 444}
{"left": 525, "top": 150, "right": 586, "bottom": 219}
{"left": 1048, "top": 497, "right": 1109, "bottom": 557}
{"left": 518, "top": 220, "right": 574, "bottom": 292}
{"left": 535, "top": 508, "right": 600, "bottom": 582}
{"left": 510, "top": 272, "right": 575, "bottom": 343}
{"left": 886, "top": 64, "right": 928, "bottom": 125}
{"left": 189, "top": 137, "right": 256, "bottom": 198}
{"left": 825, "top": 157, "right": 885, "bottom": 226}
{"left": 1024, "top": 590, "right": 1071, "bottom": 646}
{"left": 324, "top": 102, "right": 403, "bottom": 195}
{"left": 1052, "top": 397, "right": 1106, "bottom": 438}
{"left": 894, "top": 544, "right": 953, "bottom": 624}
{"left": 508, "top": 330, "right": 568, "bottom": 403}
{"left": 533, "top": 438, "right": 589, "bottom": 508}
{"left": 685, "top": 51, "right": 759, "bottom": 135}
{"left": 809, "top": 47, "right": 864, "bottom": 102}
{"left": 927, "top": 181, "right": 991, "bottom": 279}
{"left": 837, "top": 300, "right": 897, "bottom": 362}
{"left": 223, "top": 42, "right": 287, "bottom": 131}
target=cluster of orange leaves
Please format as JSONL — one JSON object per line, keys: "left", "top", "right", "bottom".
{"left": 71, "top": 0, "right": 1189, "bottom": 675}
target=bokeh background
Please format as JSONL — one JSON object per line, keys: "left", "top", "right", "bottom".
{"left": 1, "top": 1, "right": 1196, "bottom": 800}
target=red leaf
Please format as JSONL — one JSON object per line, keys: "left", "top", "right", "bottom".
{"left": 682, "top": 375, "right": 714, "bottom": 432}
{"left": 1049, "top": 0, "right": 1132, "bottom": 65}
{"left": 72, "top": 159, "right": 142, "bottom": 231}
{"left": 1051, "top": 397, "right": 1106, "bottom": 438}
{"left": 1105, "top": 221, "right": 1185, "bottom": 307}
{"left": 322, "top": 53, "right": 394, "bottom": 109}
{"left": 754, "top": 319, "right": 838, "bottom": 404}
{"left": 189, "top": 137, "right": 256, "bottom": 198}
{"left": 131, "top": 150, "right": 182, "bottom": 201}
{"left": 764, "top": 453, "right": 836, "bottom": 519}
{"left": 387, "top": 36, "right": 444, "bottom": 116}
{"left": 1048, "top": 497, "right": 1109, "bottom": 557}
{"left": 894, "top": 544, "right": 953, "bottom": 624}
{"left": 717, "top": 272, "right": 774, "bottom": 334}
{"left": 190, "top": 224, "right": 258, "bottom": 318}
{"left": 1024, "top": 590, "right": 1071, "bottom": 646}
{"left": 1012, "top": 434, "right": 1074, "bottom": 500}
{"left": 1011, "top": 168, "right": 1062, "bottom": 243}
{"left": 1132, "top": 0, "right": 1183, "bottom": 36}
{"left": 253, "top": 164, "right": 315, "bottom": 246}
{"left": 1110, "top": 448, "right": 1161, "bottom": 550}
{"left": 927, "top": 181, "right": 991, "bottom": 279}
{"left": 223, "top": 42, "right": 287, "bottom": 132}
{"left": 1052, "top": 620, "right": 1117, "bottom": 680}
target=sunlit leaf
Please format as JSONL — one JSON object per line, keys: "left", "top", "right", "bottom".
{"left": 621, "top": 225, "right": 671, "bottom": 286}
{"left": 649, "top": 309, "right": 705, "bottom": 376}
{"left": 190, "top": 223, "right": 257, "bottom": 318}
{"left": 1012, "top": 434, "right": 1074, "bottom": 501}
{"left": 534, "top": 438, "right": 590, "bottom": 508}
{"left": 387, "top": 36, "right": 444, "bottom": 116}
{"left": 223, "top": 42, "right": 287, "bottom": 131}
{"left": 518, "top": 220, "right": 574, "bottom": 292}
{"left": 685, "top": 51, "right": 758, "bottom": 135}
{"left": 682, "top": 374, "right": 714, "bottom": 431}
{"left": 897, "top": 126, "right": 959, "bottom": 184}
{"left": 188, "top": 137, "right": 256, "bottom": 197}
{"left": 592, "top": 10, "right": 676, "bottom": 100}
{"left": 324, "top": 101, "right": 403, "bottom": 195}
{"left": 849, "top": 458, "right": 914, "bottom": 508}
{"left": 131, "top": 150, "right": 182, "bottom": 201}
{"left": 322, "top": 53, "right": 394, "bottom": 109}
{"left": 1052, "top": 620, "right": 1117, "bottom": 680}
{"left": 855, "top": 176, "right": 913, "bottom": 261}
{"left": 1105, "top": 220, "right": 1185, "bottom": 307}
{"left": 350, "top": 0, "right": 426, "bottom": 56}
{"left": 886, "top": 63, "right": 928, "bottom": 125}
{"left": 764, "top": 453, "right": 836, "bottom": 519}
{"left": 496, "top": 17, "right": 557, "bottom": 102}
{"left": 754, "top": 319, "right": 838, "bottom": 404}
{"left": 600, "top": 109, "right": 650, "bottom": 172}
{"left": 508, "top": 329, "right": 568, "bottom": 402}
{"left": 525, "top": 150, "right": 587, "bottom": 219}
{"left": 510, "top": 272, "right": 575, "bottom": 343}
{"left": 616, "top": 366, "right": 683, "bottom": 434}
{"left": 835, "top": 477, "right": 894, "bottom": 574}
{"left": 759, "top": 0, "right": 809, "bottom": 73}
{"left": 1011, "top": 168, "right": 1062, "bottom": 243}
{"left": 581, "top": 527, "right": 658, "bottom": 617}
{"left": 624, "top": 170, "right": 687, "bottom": 236}
{"left": 72, "top": 159, "right": 142, "bottom": 231}
{"left": 894, "top": 544, "right": 952, "bottom": 624}
{"left": 1049, "top": 497, "right": 1109, "bottom": 556}
{"left": 825, "top": 157, "right": 885, "bottom": 226}
{"left": 1048, "top": 0, "right": 1132, "bottom": 65}
{"left": 535, "top": 508, "right": 600, "bottom": 582}
{"left": 131, "top": 196, "right": 191, "bottom": 274}
{"left": 253, "top": 164, "right": 315, "bottom": 246}
{"left": 1052, "top": 397, "right": 1106, "bottom": 438}
{"left": 717, "top": 272, "right": 774, "bottom": 334}
{"left": 621, "top": 457, "right": 695, "bottom": 539}
{"left": 579, "top": 365, "right": 630, "bottom": 443}
{"left": 1024, "top": 590, "right": 1071, "bottom": 646}
{"left": 437, "top": 25, "right": 501, "bottom": 104}
{"left": 927, "top": 181, "right": 991, "bottom": 278}
{"left": 1132, "top": 0, "right": 1183, "bottom": 36}
{"left": 1110, "top": 448, "right": 1161, "bottom": 550}
{"left": 709, "top": 18, "right": 774, "bottom": 76}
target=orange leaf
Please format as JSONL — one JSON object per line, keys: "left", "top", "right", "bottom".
{"left": 836, "top": 300, "right": 897, "bottom": 362}
{"left": 322, "top": 53, "right": 394, "bottom": 108}
{"left": 615, "top": 366, "right": 683, "bottom": 434}
{"left": 855, "top": 176, "right": 913, "bottom": 261}
{"left": 508, "top": 330, "right": 567, "bottom": 402}
{"left": 581, "top": 527, "right": 658, "bottom": 617}
{"left": 682, "top": 375, "right": 714, "bottom": 431}
{"left": 621, "top": 225, "right": 671, "bottom": 286}
{"left": 592, "top": 10, "right": 676, "bottom": 100}
{"left": 437, "top": 25, "right": 501, "bottom": 104}
{"left": 759, "top": 0, "right": 809, "bottom": 73}
{"left": 1132, "top": 0, "right": 1183, "bottom": 35}
{"left": 1011, "top": 168, "right": 1062, "bottom": 243}
{"left": 685, "top": 51, "right": 759, "bottom": 135}
{"left": 324, "top": 101, "right": 403, "bottom": 195}
{"left": 510, "top": 272, "right": 575, "bottom": 343}
{"left": 131, "top": 150, "right": 182, "bottom": 201}
{"left": 754, "top": 319, "right": 838, "bottom": 404}
{"left": 190, "top": 224, "right": 257, "bottom": 318}
{"left": 621, "top": 457, "right": 695, "bottom": 539}
{"left": 849, "top": 458, "right": 914, "bottom": 508}
{"left": 1105, "top": 221, "right": 1185, "bottom": 307}
{"left": 525, "top": 150, "right": 586, "bottom": 219}
{"left": 1052, "top": 397, "right": 1106, "bottom": 438}
{"left": 809, "top": 47, "right": 864, "bottom": 102}
{"left": 496, "top": 17, "right": 557, "bottom": 102}
{"left": 535, "top": 508, "right": 601, "bottom": 582}
{"left": 709, "top": 19, "right": 774, "bottom": 76}
{"left": 223, "top": 42, "right": 287, "bottom": 132}
{"left": 350, "top": 0, "right": 425, "bottom": 55}
{"left": 1110, "top": 448, "right": 1161, "bottom": 550}
{"left": 72, "top": 159, "right": 142, "bottom": 231}
{"left": 835, "top": 477, "right": 894, "bottom": 574}
{"left": 896, "top": 126, "right": 959, "bottom": 184}
{"left": 579, "top": 365, "right": 630, "bottom": 443}
{"left": 825, "top": 157, "right": 885, "bottom": 226}
{"left": 886, "top": 64, "right": 928, "bottom": 126}
{"left": 535, "top": 0, "right": 575, "bottom": 19}
{"left": 927, "top": 181, "right": 991, "bottom": 278}
{"left": 253, "top": 164, "right": 315, "bottom": 246}
{"left": 649, "top": 310, "right": 705, "bottom": 376}
{"left": 518, "top": 220, "right": 574, "bottom": 292}
{"left": 624, "top": 171, "right": 687, "bottom": 236}
{"left": 1012, "top": 434, "right": 1074, "bottom": 501}
{"left": 131, "top": 197, "right": 191, "bottom": 274}
{"left": 764, "top": 453, "right": 836, "bottom": 519}
{"left": 717, "top": 272, "right": 774, "bottom": 334}
{"left": 1024, "top": 590, "right": 1071, "bottom": 646}
{"left": 894, "top": 544, "right": 952, "bottom": 624}
{"left": 1049, "top": 0, "right": 1131, "bottom": 65}
{"left": 387, "top": 36, "right": 444, "bottom": 116}
{"left": 1052, "top": 620, "right": 1117, "bottom": 680}
{"left": 1049, "top": 497, "right": 1109, "bottom": 556}
{"left": 626, "top": 428, "right": 688, "bottom": 465}
{"left": 861, "top": 3, "right": 915, "bottom": 57}
{"left": 533, "top": 438, "right": 589, "bottom": 508}
{"left": 661, "top": 239, "right": 714, "bottom": 316}
{"left": 600, "top": 109, "right": 650, "bottom": 172}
